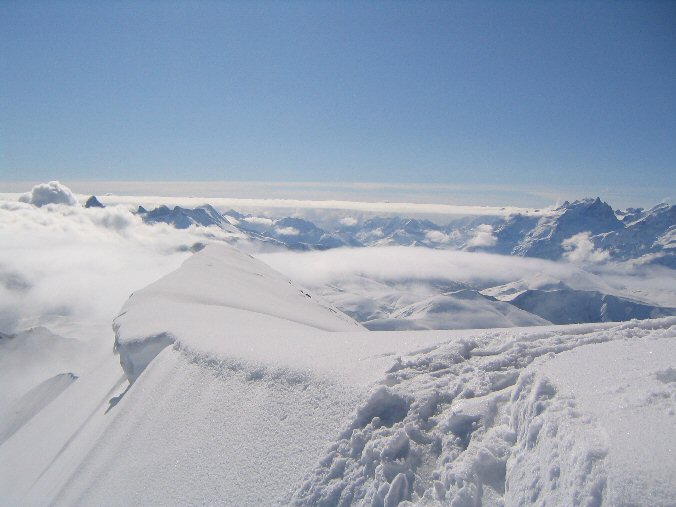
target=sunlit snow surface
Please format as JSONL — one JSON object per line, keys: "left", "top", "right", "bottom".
{"left": 1, "top": 243, "right": 673, "bottom": 506}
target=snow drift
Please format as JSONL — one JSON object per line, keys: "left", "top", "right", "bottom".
{"left": 1, "top": 244, "right": 674, "bottom": 506}
{"left": 113, "top": 243, "right": 363, "bottom": 382}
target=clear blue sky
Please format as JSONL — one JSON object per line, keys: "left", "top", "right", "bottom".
{"left": 1, "top": 1, "right": 675, "bottom": 200}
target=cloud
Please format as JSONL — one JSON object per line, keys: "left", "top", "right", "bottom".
{"left": 258, "top": 246, "right": 580, "bottom": 287}
{"left": 257, "top": 247, "right": 676, "bottom": 310}
{"left": 340, "top": 216, "right": 358, "bottom": 227}
{"left": 275, "top": 226, "right": 300, "bottom": 236}
{"left": 63, "top": 193, "right": 548, "bottom": 220}
{"left": 424, "top": 230, "right": 457, "bottom": 244}
{"left": 467, "top": 224, "right": 497, "bottom": 247}
{"left": 18, "top": 181, "right": 78, "bottom": 207}
{"left": 2, "top": 186, "right": 673, "bottom": 345}
{"left": 243, "top": 216, "right": 274, "bottom": 227}
{"left": 562, "top": 232, "right": 610, "bottom": 263}
{"left": 0, "top": 198, "right": 268, "bottom": 338}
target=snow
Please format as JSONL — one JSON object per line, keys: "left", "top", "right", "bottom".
{"left": 0, "top": 372, "right": 78, "bottom": 445}
{"left": 113, "top": 243, "right": 363, "bottom": 382}
{"left": 1, "top": 233, "right": 675, "bottom": 505}
{"left": 530, "top": 336, "right": 676, "bottom": 506}
{"left": 0, "top": 327, "right": 91, "bottom": 411}
{"left": 0, "top": 351, "right": 127, "bottom": 505}
{"left": 291, "top": 319, "right": 676, "bottom": 506}
{"left": 110, "top": 246, "right": 676, "bottom": 504}
{"left": 364, "top": 290, "right": 550, "bottom": 331}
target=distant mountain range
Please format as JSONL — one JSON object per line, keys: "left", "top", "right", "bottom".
{"left": 105, "top": 196, "right": 673, "bottom": 267}
{"left": 489, "top": 198, "right": 675, "bottom": 268}
{"left": 75, "top": 195, "right": 676, "bottom": 329}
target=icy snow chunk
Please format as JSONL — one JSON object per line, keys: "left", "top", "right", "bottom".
{"left": 353, "top": 387, "right": 410, "bottom": 429}
{"left": 384, "top": 472, "right": 409, "bottom": 506}
{"left": 114, "top": 332, "right": 174, "bottom": 383}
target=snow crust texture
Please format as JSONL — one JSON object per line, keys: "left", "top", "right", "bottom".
{"left": 288, "top": 318, "right": 676, "bottom": 506}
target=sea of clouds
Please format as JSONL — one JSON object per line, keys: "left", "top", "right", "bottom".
{"left": 2, "top": 182, "right": 674, "bottom": 340}
{"left": 0, "top": 182, "right": 266, "bottom": 337}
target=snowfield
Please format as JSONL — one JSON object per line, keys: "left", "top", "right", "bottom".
{"left": 1, "top": 243, "right": 674, "bottom": 506}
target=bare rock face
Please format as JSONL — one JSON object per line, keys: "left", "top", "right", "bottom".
{"left": 84, "top": 195, "right": 105, "bottom": 208}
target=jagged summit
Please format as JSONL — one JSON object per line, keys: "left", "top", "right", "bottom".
{"left": 136, "top": 204, "right": 238, "bottom": 232}
{"left": 127, "top": 197, "right": 672, "bottom": 264}
{"left": 84, "top": 195, "right": 105, "bottom": 208}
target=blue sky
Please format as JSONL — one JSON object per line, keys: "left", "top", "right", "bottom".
{"left": 1, "top": 1, "right": 674, "bottom": 205}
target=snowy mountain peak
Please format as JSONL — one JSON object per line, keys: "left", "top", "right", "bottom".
{"left": 555, "top": 197, "right": 623, "bottom": 233}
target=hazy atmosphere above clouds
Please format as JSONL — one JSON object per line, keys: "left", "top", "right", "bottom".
{"left": 1, "top": 2, "right": 675, "bottom": 204}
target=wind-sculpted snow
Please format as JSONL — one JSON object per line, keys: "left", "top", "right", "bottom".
{"left": 288, "top": 318, "right": 676, "bottom": 506}
{"left": 0, "top": 372, "right": 78, "bottom": 445}
{"left": 3, "top": 218, "right": 675, "bottom": 505}
{"left": 108, "top": 246, "right": 676, "bottom": 506}
{"left": 113, "top": 243, "right": 363, "bottom": 382}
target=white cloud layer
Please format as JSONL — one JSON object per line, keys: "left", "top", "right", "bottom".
{"left": 40, "top": 193, "right": 547, "bottom": 220}
{"left": 260, "top": 247, "right": 581, "bottom": 287}
{"left": 258, "top": 246, "right": 676, "bottom": 307}
{"left": 2, "top": 184, "right": 674, "bottom": 343}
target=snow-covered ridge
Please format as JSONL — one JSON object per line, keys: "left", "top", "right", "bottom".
{"left": 106, "top": 244, "right": 676, "bottom": 505}
{"left": 113, "top": 243, "right": 363, "bottom": 382}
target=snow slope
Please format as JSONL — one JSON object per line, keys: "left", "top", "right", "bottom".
{"left": 0, "top": 372, "right": 78, "bottom": 445}
{"left": 113, "top": 243, "right": 363, "bottom": 382}
{"left": 364, "top": 290, "right": 551, "bottom": 331}
{"left": 1, "top": 244, "right": 675, "bottom": 506}
{"left": 510, "top": 289, "right": 676, "bottom": 325}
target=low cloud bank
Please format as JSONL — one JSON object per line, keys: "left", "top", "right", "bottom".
{"left": 259, "top": 246, "right": 676, "bottom": 306}
{"left": 259, "top": 247, "right": 577, "bottom": 287}
{"left": 0, "top": 198, "right": 260, "bottom": 337}
{"left": 2, "top": 183, "right": 674, "bottom": 338}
